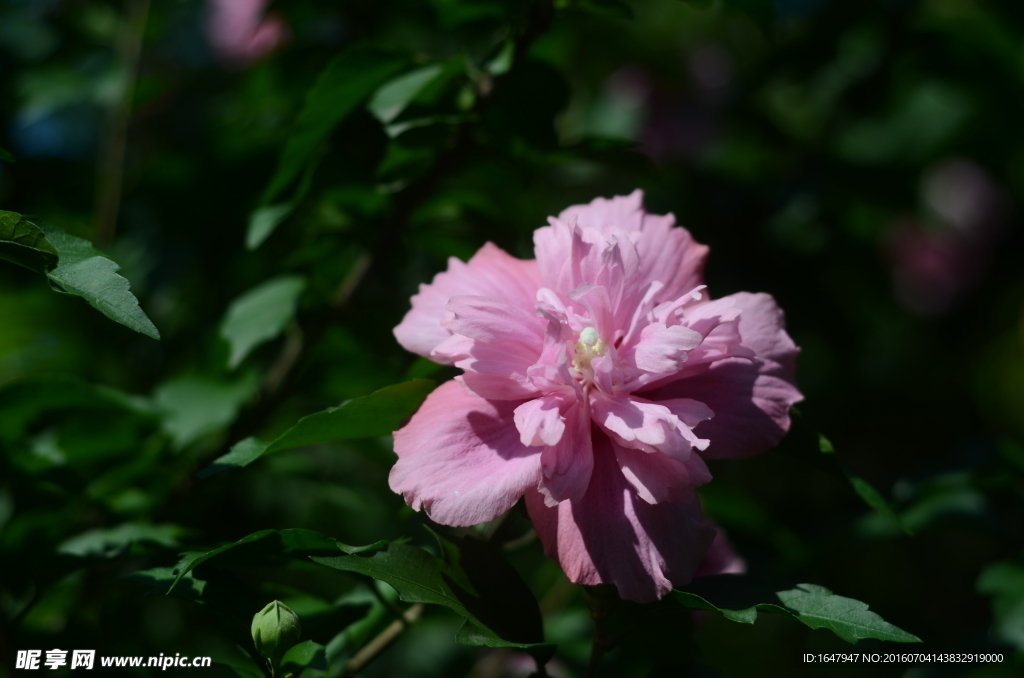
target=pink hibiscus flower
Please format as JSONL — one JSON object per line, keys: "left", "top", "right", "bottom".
{"left": 391, "top": 191, "right": 801, "bottom": 602}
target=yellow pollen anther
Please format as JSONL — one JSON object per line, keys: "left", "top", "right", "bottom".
{"left": 573, "top": 327, "right": 608, "bottom": 372}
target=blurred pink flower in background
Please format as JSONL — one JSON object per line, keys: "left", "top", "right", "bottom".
{"left": 888, "top": 158, "right": 1008, "bottom": 315}
{"left": 391, "top": 191, "right": 800, "bottom": 602}
{"left": 207, "top": 0, "right": 289, "bottom": 68}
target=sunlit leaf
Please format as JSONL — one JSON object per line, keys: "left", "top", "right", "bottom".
{"left": 201, "top": 379, "right": 434, "bottom": 476}
{"left": 776, "top": 584, "right": 922, "bottom": 643}
{"left": 246, "top": 203, "right": 293, "bottom": 251}
{"left": 39, "top": 222, "right": 160, "bottom": 339}
{"left": 0, "top": 210, "right": 58, "bottom": 274}
{"left": 219, "top": 275, "right": 306, "bottom": 369}
{"left": 369, "top": 64, "right": 445, "bottom": 124}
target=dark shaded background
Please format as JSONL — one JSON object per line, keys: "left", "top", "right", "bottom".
{"left": 1, "top": 0, "right": 1022, "bottom": 676}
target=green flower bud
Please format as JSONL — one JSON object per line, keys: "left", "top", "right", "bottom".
{"left": 251, "top": 600, "right": 302, "bottom": 671}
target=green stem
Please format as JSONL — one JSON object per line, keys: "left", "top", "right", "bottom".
{"left": 95, "top": 0, "right": 149, "bottom": 243}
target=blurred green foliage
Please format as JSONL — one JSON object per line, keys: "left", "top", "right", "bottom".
{"left": 1, "top": 0, "right": 1023, "bottom": 676}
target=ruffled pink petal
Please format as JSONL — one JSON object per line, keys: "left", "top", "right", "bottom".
{"left": 677, "top": 297, "right": 743, "bottom": 337}
{"left": 660, "top": 397, "right": 715, "bottom": 428}
{"left": 526, "top": 435, "right": 716, "bottom": 603}
{"left": 390, "top": 380, "right": 542, "bottom": 526}
{"left": 443, "top": 295, "right": 545, "bottom": 347}
{"left": 631, "top": 323, "right": 703, "bottom": 375}
{"left": 535, "top": 195, "right": 644, "bottom": 302}
{"left": 436, "top": 336, "right": 541, "bottom": 400}
{"left": 635, "top": 212, "right": 709, "bottom": 303}
{"left": 613, "top": 441, "right": 711, "bottom": 505}
{"left": 591, "top": 393, "right": 708, "bottom": 458}
{"left": 556, "top": 190, "right": 645, "bottom": 236}
{"left": 680, "top": 320, "right": 756, "bottom": 370}
{"left": 456, "top": 373, "right": 540, "bottom": 400}
{"left": 533, "top": 218, "right": 574, "bottom": 293}
{"left": 514, "top": 394, "right": 570, "bottom": 447}
{"left": 567, "top": 283, "right": 615, "bottom": 339}
{"left": 645, "top": 293, "right": 801, "bottom": 459}
{"left": 724, "top": 292, "right": 800, "bottom": 366}
{"left": 432, "top": 295, "right": 546, "bottom": 399}
{"left": 394, "top": 243, "right": 541, "bottom": 364}
{"left": 538, "top": 400, "right": 594, "bottom": 504}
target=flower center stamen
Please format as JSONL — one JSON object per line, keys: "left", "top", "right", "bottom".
{"left": 572, "top": 326, "right": 608, "bottom": 373}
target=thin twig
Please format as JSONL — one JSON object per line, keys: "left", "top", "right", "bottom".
{"left": 584, "top": 587, "right": 615, "bottom": 678}
{"left": 95, "top": 0, "right": 149, "bottom": 243}
{"left": 344, "top": 603, "right": 424, "bottom": 675}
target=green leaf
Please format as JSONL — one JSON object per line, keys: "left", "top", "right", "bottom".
{"left": 324, "top": 584, "right": 392, "bottom": 665}
{"left": 201, "top": 379, "right": 434, "bottom": 476}
{"left": 154, "top": 374, "right": 257, "bottom": 449}
{"left": 818, "top": 433, "right": 835, "bottom": 454}
{"left": 674, "top": 575, "right": 798, "bottom": 625}
{"left": 819, "top": 433, "right": 909, "bottom": 534}
{"left": 246, "top": 203, "right": 293, "bottom": 251}
{"left": 247, "top": 160, "right": 317, "bottom": 251}
{"left": 312, "top": 531, "right": 553, "bottom": 660}
{"left": 841, "top": 465, "right": 907, "bottom": 532}
{"left": 834, "top": 82, "right": 971, "bottom": 165}
{"left": 484, "top": 40, "right": 514, "bottom": 76}
{"left": 58, "top": 522, "right": 186, "bottom": 558}
{"left": 205, "top": 436, "right": 268, "bottom": 473}
{"left": 280, "top": 640, "right": 327, "bottom": 674}
{"left": 776, "top": 584, "right": 922, "bottom": 644}
{"left": 219, "top": 276, "right": 306, "bottom": 369}
{"left": 122, "top": 566, "right": 207, "bottom": 600}
{"left": 675, "top": 577, "right": 921, "bottom": 644}
{"left": 0, "top": 375, "right": 155, "bottom": 443}
{"left": 0, "top": 145, "right": 14, "bottom": 162}
{"left": 169, "top": 529, "right": 381, "bottom": 592}
{"left": 39, "top": 222, "right": 160, "bottom": 339}
{"left": 977, "top": 559, "right": 1024, "bottom": 650}
{"left": 369, "top": 64, "right": 445, "bottom": 124}
{"left": 263, "top": 46, "right": 408, "bottom": 205}
{"left": 0, "top": 210, "right": 58, "bottom": 273}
